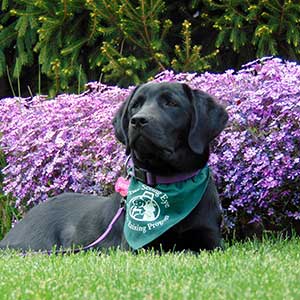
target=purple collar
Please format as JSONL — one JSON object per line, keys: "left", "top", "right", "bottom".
{"left": 127, "top": 158, "right": 200, "bottom": 186}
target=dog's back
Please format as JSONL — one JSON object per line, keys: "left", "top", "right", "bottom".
{"left": 0, "top": 193, "right": 124, "bottom": 251}
{"left": 1, "top": 82, "right": 227, "bottom": 253}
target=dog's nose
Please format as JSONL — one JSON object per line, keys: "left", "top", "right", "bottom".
{"left": 130, "top": 116, "right": 149, "bottom": 128}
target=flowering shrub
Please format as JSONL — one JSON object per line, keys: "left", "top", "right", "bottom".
{"left": 0, "top": 57, "right": 299, "bottom": 235}
{"left": 156, "top": 57, "right": 300, "bottom": 235}
{"left": 0, "top": 84, "right": 131, "bottom": 206}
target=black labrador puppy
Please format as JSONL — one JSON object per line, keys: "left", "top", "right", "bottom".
{"left": 0, "top": 82, "right": 228, "bottom": 252}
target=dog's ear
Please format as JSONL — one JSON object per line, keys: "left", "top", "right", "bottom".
{"left": 185, "top": 85, "right": 228, "bottom": 154}
{"left": 113, "top": 100, "right": 129, "bottom": 144}
{"left": 113, "top": 85, "right": 140, "bottom": 155}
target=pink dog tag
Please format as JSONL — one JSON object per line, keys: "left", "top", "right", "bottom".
{"left": 115, "top": 177, "right": 130, "bottom": 197}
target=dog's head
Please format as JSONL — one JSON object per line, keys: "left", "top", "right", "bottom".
{"left": 113, "top": 82, "right": 228, "bottom": 175}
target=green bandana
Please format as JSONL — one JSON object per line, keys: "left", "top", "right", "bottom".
{"left": 124, "top": 166, "right": 210, "bottom": 250}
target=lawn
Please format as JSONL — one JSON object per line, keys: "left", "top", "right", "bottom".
{"left": 0, "top": 237, "right": 300, "bottom": 300}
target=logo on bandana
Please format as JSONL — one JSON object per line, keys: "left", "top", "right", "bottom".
{"left": 128, "top": 191, "right": 160, "bottom": 222}
{"left": 124, "top": 165, "right": 210, "bottom": 250}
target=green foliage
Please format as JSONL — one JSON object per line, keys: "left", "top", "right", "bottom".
{"left": 0, "top": 193, "right": 18, "bottom": 241}
{"left": 0, "top": 0, "right": 213, "bottom": 96}
{"left": 1, "top": 1, "right": 300, "bottom": 95}
{"left": 88, "top": 0, "right": 170, "bottom": 85}
{"left": 199, "top": 0, "right": 300, "bottom": 60}
{"left": 171, "top": 20, "right": 219, "bottom": 72}
{"left": 0, "top": 149, "right": 19, "bottom": 240}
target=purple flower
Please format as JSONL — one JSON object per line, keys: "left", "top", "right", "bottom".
{"left": 0, "top": 57, "right": 299, "bottom": 235}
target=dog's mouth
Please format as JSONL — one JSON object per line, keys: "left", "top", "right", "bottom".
{"left": 130, "top": 134, "right": 174, "bottom": 164}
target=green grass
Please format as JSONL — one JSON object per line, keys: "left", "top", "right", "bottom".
{"left": 1, "top": 237, "right": 300, "bottom": 300}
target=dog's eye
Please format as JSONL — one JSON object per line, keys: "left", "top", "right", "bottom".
{"left": 130, "top": 96, "right": 144, "bottom": 110}
{"left": 161, "top": 93, "right": 179, "bottom": 108}
{"left": 164, "top": 97, "right": 178, "bottom": 107}
{"left": 131, "top": 99, "right": 142, "bottom": 110}
{"left": 131, "top": 101, "right": 140, "bottom": 109}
